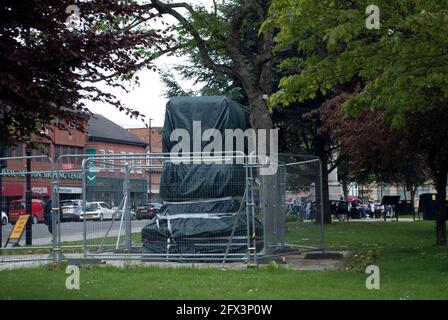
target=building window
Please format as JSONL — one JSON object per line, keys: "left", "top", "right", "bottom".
{"left": 76, "top": 147, "right": 85, "bottom": 165}
{"left": 136, "top": 158, "right": 142, "bottom": 174}
{"left": 14, "top": 144, "right": 24, "bottom": 157}
{"left": 54, "top": 145, "right": 61, "bottom": 161}
{"left": 62, "top": 145, "right": 70, "bottom": 163}
{"left": 108, "top": 150, "right": 115, "bottom": 172}
{"left": 33, "top": 143, "right": 50, "bottom": 162}
{"left": 120, "top": 151, "right": 126, "bottom": 173}
{"left": 99, "top": 149, "right": 106, "bottom": 169}
{"left": 128, "top": 152, "right": 134, "bottom": 173}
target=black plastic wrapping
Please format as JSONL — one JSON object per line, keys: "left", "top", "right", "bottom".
{"left": 142, "top": 214, "right": 263, "bottom": 255}
{"left": 160, "top": 163, "right": 246, "bottom": 201}
{"left": 142, "top": 96, "right": 263, "bottom": 256}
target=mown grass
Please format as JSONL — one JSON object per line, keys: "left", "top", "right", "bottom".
{"left": 0, "top": 221, "right": 447, "bottom": 300}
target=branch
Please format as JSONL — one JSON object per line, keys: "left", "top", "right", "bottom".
{"left": 148, "top": 0, "right": 233, "bottom": 76}
{"left": 78, "top": 46, "right": 179, "bottom": 83}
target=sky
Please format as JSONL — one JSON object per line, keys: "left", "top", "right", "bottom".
{"left": 85, "top": 0, "right": 210, "bottom": 129}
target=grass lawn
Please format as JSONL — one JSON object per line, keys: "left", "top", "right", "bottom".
{"left": 0, "top": 221, "right": 447, "bottom": 300}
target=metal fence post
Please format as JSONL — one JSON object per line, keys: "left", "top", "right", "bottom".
{"left": 82, "top": 159, "right": 87, "bottom": 258}
{"left": 124, "top": 163, "right": 131, "bottom": 252}
{"left": 0, "top": 146, "right": 5, "bottom": 249}
{"left": 25, "top": 150, "right": 33, "bottom": 246}
{"left": 319, "top": 159, "right": 326, "bottom": 253}
{"left": 245, "top": 158, "right": 251, "bottom": 264}
{"left": 51, "top": 180, "right": 59, "bottom": 263}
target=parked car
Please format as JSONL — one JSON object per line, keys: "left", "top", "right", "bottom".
{"left": 1, "top": 211, "right": 8, "bottom": 225}
{"left": 8, "top": 199, "right": 45, "bottom": 225}
{"left": 136, "top": 203, "right": 162, "bottom": 220}
{"left": 80, "top": 202, "right": 115, "bottom": 221}
{"left": 60, "top": 199, "right": 83, "bottom": 222}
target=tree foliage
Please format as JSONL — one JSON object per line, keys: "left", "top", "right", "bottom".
{"left": 266, "top": 0, "right": 448, "bottom": 244}
{"left": 150, "top": 0, "right": 274, "bottom": 129}
{"left": 0, "top": 0, "right": 173, "bottom": 145}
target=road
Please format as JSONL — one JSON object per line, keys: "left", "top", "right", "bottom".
{"left": 0, "top": 219, "right": 150, "bottom": 246}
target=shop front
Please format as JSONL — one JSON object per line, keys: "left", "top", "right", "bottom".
{"left": 86, "top": 177, "right": 148, "bottom": 208}
{"left": 0, "top": 169, "right": 83, "bottom": 212}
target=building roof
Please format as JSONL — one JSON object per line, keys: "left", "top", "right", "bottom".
{"left": 87, "top": 114, "right": 147, "bottom": 147}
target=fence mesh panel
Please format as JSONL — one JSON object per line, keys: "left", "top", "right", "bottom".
{"left": 0, "top": 155, "right": 56, "bottom": 263}
{"left": 0, "top": 153, "right": 324, "bottom": 265}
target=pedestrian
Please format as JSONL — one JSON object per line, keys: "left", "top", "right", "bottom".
{"left": 305, "top": 200, "right": 312, "bottom": 220}
{"left": 292, "top": 199, "right": 300, "bottom": 216}
{"left": 370, "top": 202, "right": 375, "bottom": 219}
{"left": 44, "top": 199, "right": 52, "bottom": 234}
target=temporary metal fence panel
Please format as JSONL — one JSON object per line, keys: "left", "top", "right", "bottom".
{"left": 0, "top": 155, "right": 58, "bottom": 263}
{"left": 0, "top": 152, "right": 325, "bottom": 265}
{"left": 78, "top": 153, "right": 253, "bottom": 263}
{"left": 277, "top": 155, "right": 325, "bottom": 254}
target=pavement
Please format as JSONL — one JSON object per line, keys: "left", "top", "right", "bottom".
{"left": 335, "top": 217, "right": 417, "bottom": 222}
{"left": 0, "top": 251, "right": 352, "bottom": 271}
{"left": 1, "top": 219, "right": 150, "bottom": 246}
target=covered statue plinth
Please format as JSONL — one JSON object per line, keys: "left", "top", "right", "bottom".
{"left": 141, "top": 96, "right": 263, "bottom": 258}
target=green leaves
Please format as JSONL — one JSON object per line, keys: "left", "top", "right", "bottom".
{"left": 268, "top": 0, "right": 448, "bottom": 129}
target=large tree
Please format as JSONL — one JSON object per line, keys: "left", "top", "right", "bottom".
{"left": 158, "top": 1, "right": 343, "bottom": 223}
{"left": 266, "top": 0, "right": 448, "bottom": 245}
{"left": 148, "top": 0, "right": 274, "bottom": 130}
{"left": 0, "top": 0, "right": 173, "bottom": 145}
{"left": 322, "top": 94, "right": 429, "bottom": 212}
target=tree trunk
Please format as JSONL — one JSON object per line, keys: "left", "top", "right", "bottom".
{"left": 410, "top": 185, "right": 417, "bottom": 216}
{"left": 320, "top": 157, "right": 331, "bottom": 224}
{"left": 434, "top": 172, "right": 447, "bottom": 246}
{"left": 248, "top": 95, "right": 273, "bottom": 130}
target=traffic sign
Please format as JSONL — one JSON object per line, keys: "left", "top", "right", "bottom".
{"left": 5, "top": 215, "right": 30, "bottom": 247}
{"left": 86, "top": 149, "right": 97, "bottom": 186}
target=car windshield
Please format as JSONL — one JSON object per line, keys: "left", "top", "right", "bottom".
{"left": 11, "top": 202, "right": 25, "bottom": 210}
{"left": 86, "top": 203, "right": 98, "bottom": 211}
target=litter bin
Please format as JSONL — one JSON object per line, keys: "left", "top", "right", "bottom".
{"left": 418, "top": 193, "right": 448, "bottom": 220}
{"left": 396, "top": 200, "right": 413, "bottom": 215}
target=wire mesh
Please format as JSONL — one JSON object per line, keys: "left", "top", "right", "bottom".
{"left": 0, "top": 152, "right": 325, "bottom": 265}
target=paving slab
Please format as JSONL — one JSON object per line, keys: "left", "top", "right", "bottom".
{"left": 0, "top": 251, "right": 352, "bottom": 272}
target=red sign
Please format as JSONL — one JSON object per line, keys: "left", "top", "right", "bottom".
{"left": 61, "top": 163, "right": 75, "bottom": 170}
{"left": 1, "top": 184, "right": 51, "bottom": 197}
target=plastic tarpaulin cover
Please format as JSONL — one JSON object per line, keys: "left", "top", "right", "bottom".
{"left": 141, "top": 214, "right": 263, "bottom": 255}
{"left": 160, "top": 198, "right": 242, "bottom": 215}
{"left": 142, "top": 96, "right": 263, "bottom": 256}
{"left": 160, "top": 96, "right": 247, "bottom": 201}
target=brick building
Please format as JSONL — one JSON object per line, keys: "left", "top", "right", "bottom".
{"left": 86, "top": 115, "right": 148, "bottom": 207}
{"left": 0, "top": 114, "right": 148, "bottom": 211}
{"left": 1, "top": 118, "right": 87, "bottom": 207}
{"left": 128, "top": 127, "right": 163, "bottom": 202}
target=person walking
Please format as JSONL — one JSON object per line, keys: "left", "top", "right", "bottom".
{"left": 370, "top": 201, "right": 375, "bottom": 219}
{"left": 305, "top": 200, "right": 312, "bottom": 220}
{"left": 44, "top": 199, "right": 53, "bottom": 234}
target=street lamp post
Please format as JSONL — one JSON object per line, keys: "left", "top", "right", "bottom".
{"left": 25, "top": 140, "right": 32, "bottom": 246}
{"left": 0, "top": 145, "right": 6, "bottom": 248}
{"left": 148, "top": 118, "right": 153, "bottom": 203}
